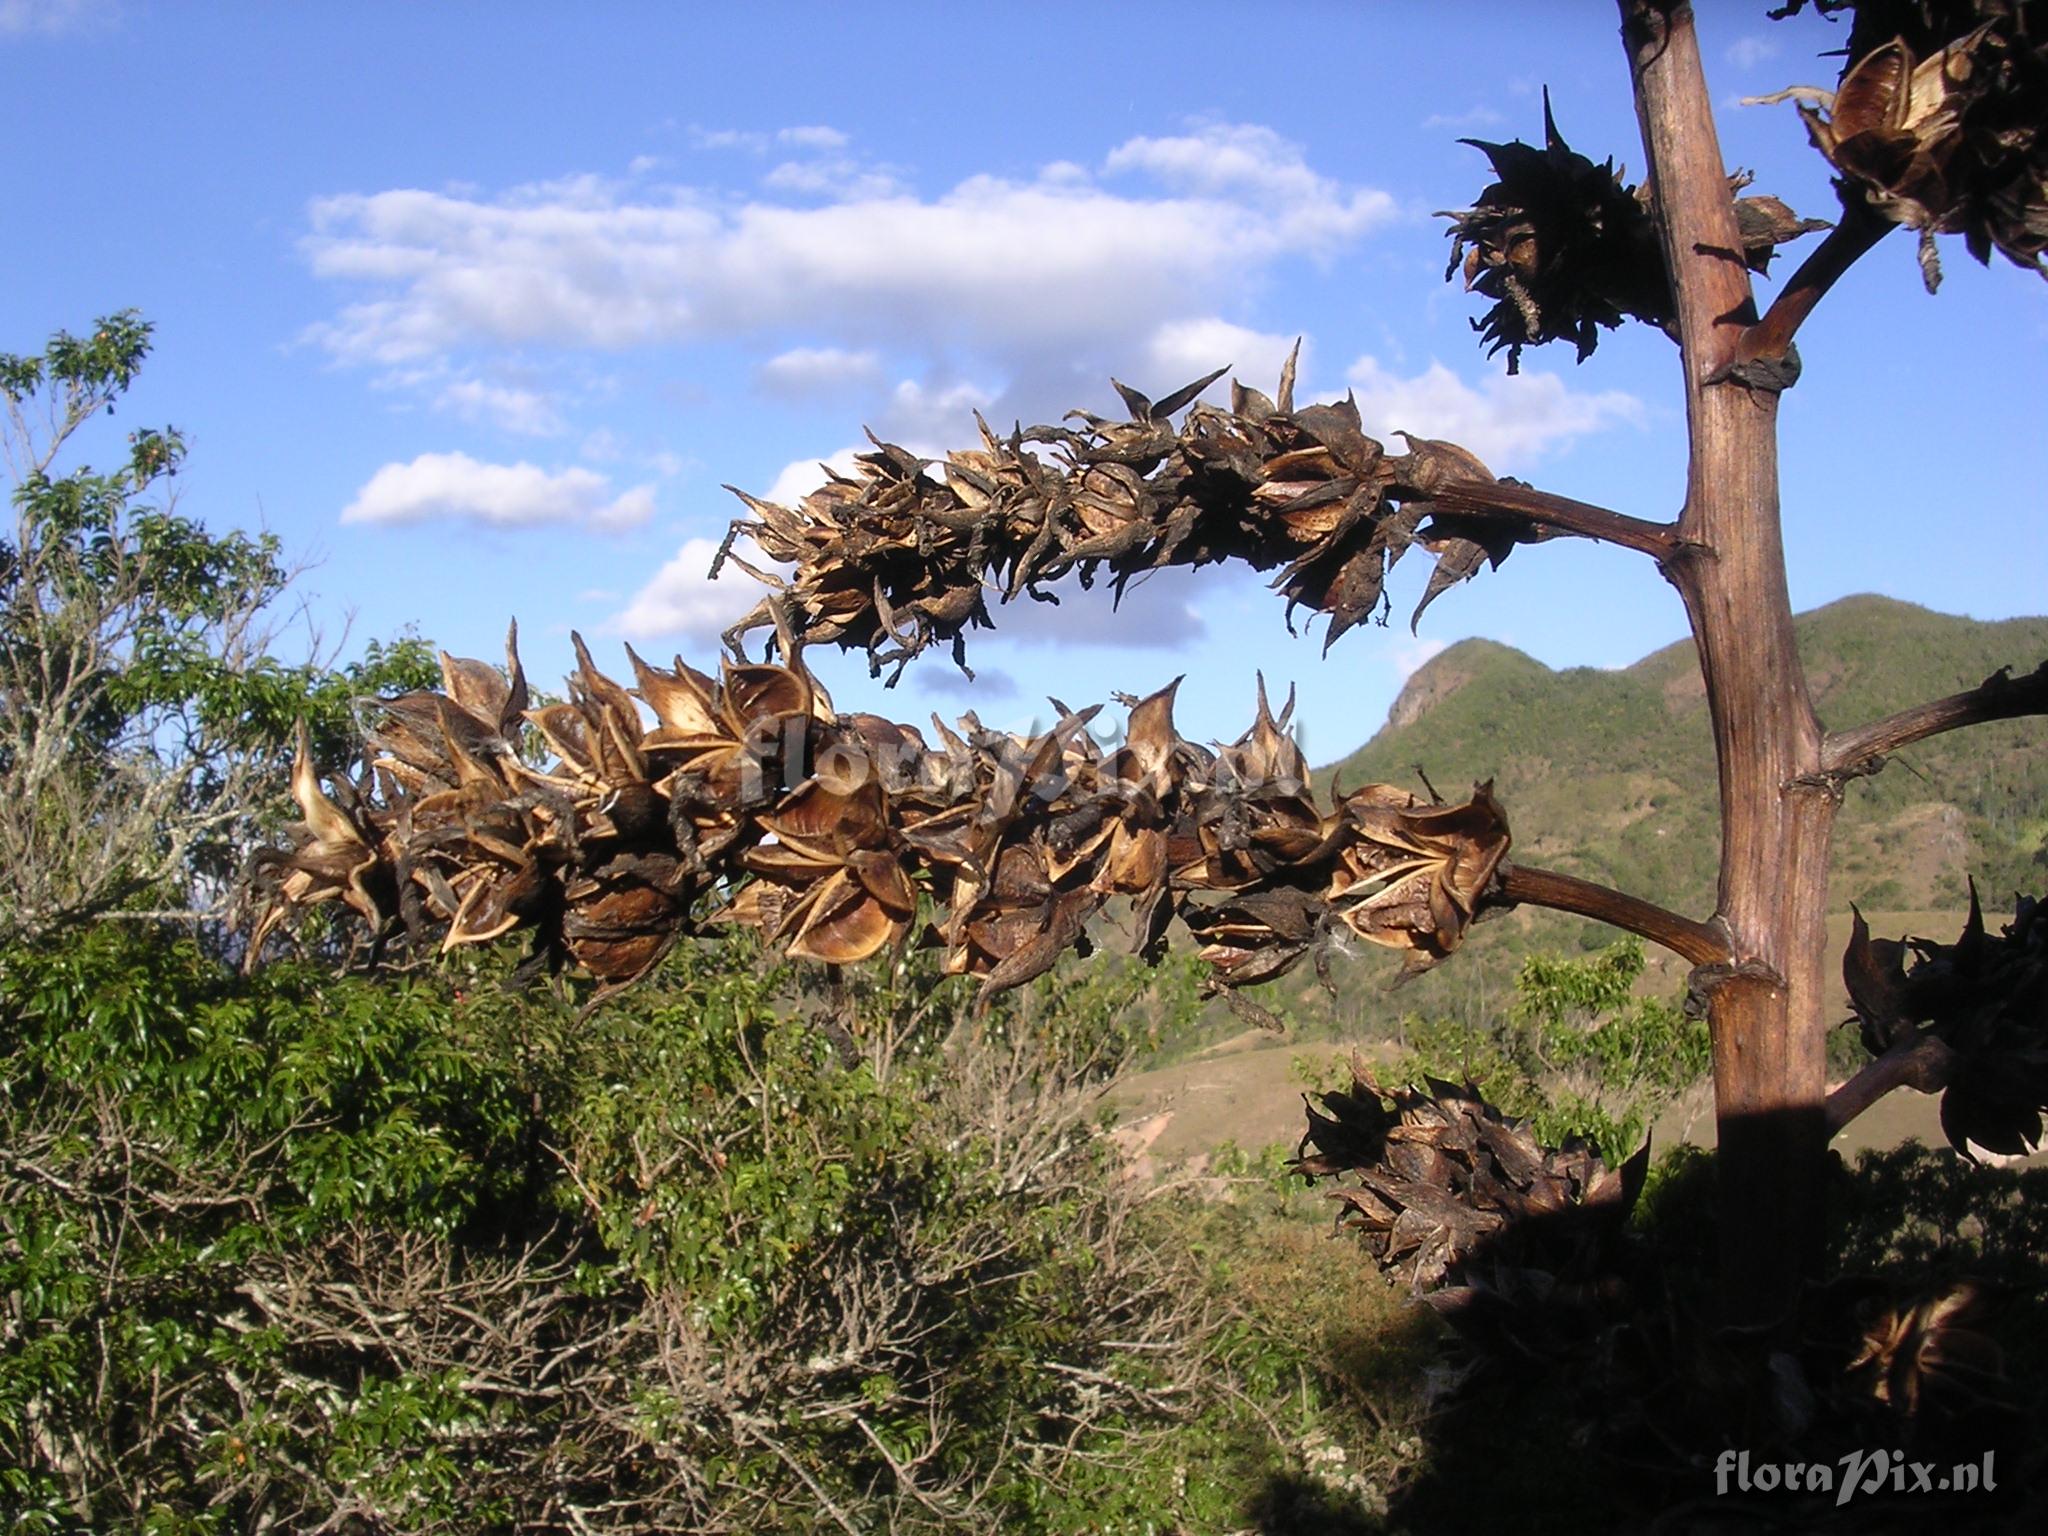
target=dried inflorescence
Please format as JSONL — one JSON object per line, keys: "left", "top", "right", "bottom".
{"left": 1843, "top": 887, "right": 2048, "bottom": 1159}
{"left": 1292, "top": 1066, "right": 1645, "bottom": 1293}
{"left": 1441, "top": 93, "right": 1829, "bottom": 371}
{"left": 1763, "top": 0, "right": 2048, "bottom": 289}
{"left": 716, "top": 355, "right": 1533, "bottom": 677}
{"left": 243, "top": 630, "right": 1512, "bottom": 1002}
{"left": 1845, "top": 1279, "right": 2011, "bottom": 1423}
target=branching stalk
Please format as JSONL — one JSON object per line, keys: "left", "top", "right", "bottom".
{"left": 1426, "top": 479, "right": 1681, "bottom": 561}
{"left": 1824, "top": 1033, "right": 1959, "bottom": 1137}
{"left": 1495, "top": 861, "right": 1731, "bottom": 967}
{"left": 1822, "top": 659, "right": 2048, "bottom": 776}
{"left": 1732, "top": 197, "right": 1893, "bottom": 368}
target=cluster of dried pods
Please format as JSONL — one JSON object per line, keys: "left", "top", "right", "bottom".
{"left": 1441, "top": 93, "right": 1830, "bottom": 371}
{"left": 1292, "top": 1068, "right": 2017, "bottom": 1463}
{"left": 1845, "top": 886, "right": 2048, "bottom": 1158}
{"left": 245, "top": 626, "right": 1512, "bottom": 1004}
{"left": 717, "top": 355, "right": 1522, "bottom": 678}
{"left": 1292, "top": 1066, "right": 1645, "bottom": 1295}
{"left": 1767, "top": 0, "right": 2048, "bottom": 288}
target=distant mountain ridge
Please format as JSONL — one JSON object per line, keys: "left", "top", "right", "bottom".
{"left": 1322, "top": 595, "right": 2048, "bottom": 918}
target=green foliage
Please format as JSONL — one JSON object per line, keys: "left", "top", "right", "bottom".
{"left": 1, "top": 313, "right": 438, "bottom": 943}
{"left": 2, "top": 921, "right": 1388, "bottom": 1534}
{"left": 1391, "top": 936, "right": 1707, "bottom": 1163}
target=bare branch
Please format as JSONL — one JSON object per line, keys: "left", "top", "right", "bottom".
{"left": 1493, "top": 860, "right": 1732, "bottom": 967}
{"left": 1821, "top": 658, "right": 2048, "bottom": 776}
{"left": 1425, "top": 478, "right": 1681, "bottom": 561}
{"left": 1824, "top": 1033, "right": 1959, "bottom": 1138}
{"left": 1716, "top": 195, "right": 1893, "bottom": 377}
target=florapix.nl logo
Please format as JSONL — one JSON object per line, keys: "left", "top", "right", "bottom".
{"left": 1715, "top": 1448, "right": 1996, "bottom": 1506}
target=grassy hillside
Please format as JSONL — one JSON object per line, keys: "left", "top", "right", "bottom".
{"left": 1326, "top": 594, "right": 2048, "bottom": 915}
{"left": 1244, "top": 596, "right": 2048, "bottom": 1042}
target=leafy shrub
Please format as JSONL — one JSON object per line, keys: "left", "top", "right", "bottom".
{"left": 1391, "top": 937, "right": 1707, "bottom": 1163}
{"left": 0, "top": 926, "right": 1375, "bottom": 1534}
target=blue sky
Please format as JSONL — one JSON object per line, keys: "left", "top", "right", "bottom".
{"left": 5, "top": 0, "right": 2043, "bottom": 766}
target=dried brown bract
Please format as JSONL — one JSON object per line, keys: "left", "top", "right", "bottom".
{"left": 718, "top": 352, "right": 1521, "bottom": 674}
{"left": 1842, "top": 887, "right": 2048, "bottom": 1159}
{"left": 1846, "top": 1280, "right": 2011, "bottom": 1422}
{"left": 1761, "top": 0, "right": 2048, "bottom": 288}
{"left": 1292, "top": 1066, "right": 1646, "bottom": 1293}
{"left": 244, "top": 634, "right": 1516, "bottom": 1005}
{"left": 1441, "top": 92, "right": 1827, "bottom": 371}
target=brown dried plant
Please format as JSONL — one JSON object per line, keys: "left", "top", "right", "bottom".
{"left": 1292, "top": 1065, "right": 1648, "bottom": 1295}
{"left": 1760, "top": 0, "right": 2048, "bottom": 289}
{"left": 715, "top": 352, "right": 1527, "bottom": 672}
{"left": 245, "top": 601, "right": 1512, "bottom": 1007}
{"left": 1441, "top": 92, "right": 1829, "bottom": 371}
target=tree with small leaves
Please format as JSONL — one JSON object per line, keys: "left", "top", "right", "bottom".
{"left": 2, "top": 311, "right": 437, "bottom": 945}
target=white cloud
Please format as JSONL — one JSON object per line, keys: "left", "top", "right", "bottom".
{"left": 0, "top": 0, "right": 108, "bottom": 34}
{"left": 756, "top": 346, "right": 884, "bottom": 396}
{"left": 923, "top": 664, "right": 1018, "bottom": 700}
{"left": 1391, "top": 636, "right": 1447, "bottom": 682}
{"left": 1725, "top": 35, "right": 1781, "bottom": 70}
{"left": 778, "top": 125, "right": 848, "bottom": 150}
{"left": 300, "top": 123, "right": 1395, "bottom": 367}
{"left": 1138, "top": 319, "right": 1302, "bottom": 409}
{"left": 1100, "top": 124, "right": 1392, "bottom": 248}
{"left": 689, "top": 126, "right": 769, "bottom": 152}
{"left": 876, "top": 376, "right": 995, "bottom": 447}
{"left": 763, "top": 156, "right": 904, "bottom": 200}
{"left": 608, "top": 536, "right": 765, "bottom": 643}
{"left": 1421, "top": 106, "right": 1507, "bottom": 132}
{"left": 759, "top": 447, "right": 864, "bottom": 509}
{"left": 990, "top": 564, "right": 1221, "bottom": 651}
{"left": 341, "top": 451, "right": 655, "bottom": 530}
{"left": 1341, "top": 356, "right": 1643, "bottom": 470}
{"left": 435, "top": 377, "right": 566, "bottom": 436}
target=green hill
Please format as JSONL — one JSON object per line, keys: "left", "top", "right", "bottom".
{"left": 1326, "top": 594, "right": 2048, "bottom": 916}
{"left": 1266, "top": 596, "right": 2048, "bottom": 1039}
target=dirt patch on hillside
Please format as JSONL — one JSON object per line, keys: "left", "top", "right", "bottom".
{"left": 1109, "top": 1038, "right": 1396, "bottom": 1182}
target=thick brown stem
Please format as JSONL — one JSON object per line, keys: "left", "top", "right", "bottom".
{"left": 1426, "top": 480, "right": 1680, "bottom": 561}
{"left": 1495, "top": 862, "right": 1730, "bottom": 967}
{"left": 1822, "top": 659, "right": 2048, "bottom": 775}
{"left": 1624, "top": 0, "right": 1835, "bottom": 1327}
{"left": 1825, "top": 1034, "right": 1959, "bottom": 1138}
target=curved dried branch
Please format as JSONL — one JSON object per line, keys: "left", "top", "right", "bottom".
{"left": 1825, "top": 1033, "right": 1959, "bottom": 1138}
{"left": 1421, "top": 478, "right": 1679, "bottom": 562}
{"left": 718, "top": 354, "right": 1523, "bottom": 675}
{"left": 1721, "top": 192, "right": 1893, "bottom": 371}
{"left": 244, "top": 631, "right": 1516, "bottom": 1004}
{"left": 1821, "top": 658, "right": 2048, "bottom": 776}
{"left": 1492, "top": 861, "right": 1731, "bottom": 967}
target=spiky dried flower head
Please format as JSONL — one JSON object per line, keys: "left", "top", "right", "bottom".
{"left": 1441, "top": 92, "right": 1829, "bottom": 372}
{"left": 716, "top": 353, "right": 1551, "bottom": 678}
{"left": 1761, "top": 0, "right": 2048, "bottom": 289}
{"left": 244, "top": 629, "right": 1513, "bottom": 1006}
{"left": 1292, "top": 1065, "right": 1647, "bottom": 1293}
{"left": 1843, "top": 885, "right": 2048, "bottom": 1159}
